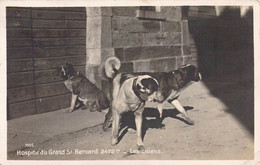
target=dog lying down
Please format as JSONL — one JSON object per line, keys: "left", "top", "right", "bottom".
{"left": 102, "top": 57, "right": 202, "bottom": 149}
{"left": 57, "top": 63, "right": 109, "bottom": 113}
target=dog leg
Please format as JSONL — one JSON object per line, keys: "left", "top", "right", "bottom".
{"left": 157, "top": 103, "right": 163, "bottom": 118}
{"left": 68, "top": 94, "right": 78, "bottom": 113}
{"left": 103, "top": 108, "right": 112, "bottom": 131}
{"left": 111, "top": 111, "right": 121, "bottom": 146}
{"left": 134, "top": 110, "right": 145, "bottom": 151}
{"left": 171, "top": 100, "right": 194, "bottom": 125}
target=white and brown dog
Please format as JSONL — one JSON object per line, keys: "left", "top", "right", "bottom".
{"left": 57, "top": 63, "right": 109, "bottom": 113}
{"left": 103, "top": 57, "right": 159, "bottom": 150}
{"left": 103, "top": 57, "right": 202, "bottom": 131}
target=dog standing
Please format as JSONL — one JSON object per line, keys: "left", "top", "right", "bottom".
{"left": 103, "top": 57, "right": 159, "bottom": 150}
{"left": 57, "top": 63, "right": 109, "bottom": 113}
{"left": 103, "top": 58, "right": 202, "bottom": 131}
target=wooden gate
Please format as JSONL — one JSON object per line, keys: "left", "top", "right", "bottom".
{"left": 7, "top": 7, "right": 86, "bottom": 119}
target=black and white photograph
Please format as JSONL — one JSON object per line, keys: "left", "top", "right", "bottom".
{"left": 1, "top": 0, "right": 259, "bottom": 164}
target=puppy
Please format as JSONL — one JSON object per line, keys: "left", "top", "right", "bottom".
{"left": 103, "top": 57, "right": 159, "bottom": 150}
{"left": 103, "top": 58, "right": 202, "bottom": 131}
{"left": 57, "top": 63, "right": 109, "bottom": 113}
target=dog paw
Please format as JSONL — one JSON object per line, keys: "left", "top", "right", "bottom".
{"left": 111, "top": 138, "right": 118, "bottom": 146}
{"left": 137, "top": 145, "right": 146, "bottom": 151}
{"left": 66, "top": 109, "right": 74, "bottom": 113}
{"left": 185, "top": 117, "right": 194, "bottom": 125}
{"left": 102, "top": 125, "right": 111, "bottom": 132}
{"left": 102, "top": 121, "right": 112, "bottom": 132}
{"left": 127, "top": 128, "right": 136, "bottom": 134}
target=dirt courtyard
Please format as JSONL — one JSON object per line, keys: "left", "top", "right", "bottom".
{"left": 7, "top": 80, "right": 254, "bottom": 160}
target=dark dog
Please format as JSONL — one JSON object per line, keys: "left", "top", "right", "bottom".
{"left": 103, "top": 57, "right": 159, "bottom": 150}
{"left": 103, "top": 59, "right": 202, "bottom": 131}
{"left": 57, "top": 63, "right": 109, "bottom": 113}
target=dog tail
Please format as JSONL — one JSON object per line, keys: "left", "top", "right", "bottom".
{"left": 104, "top": 57, "right": 121, "bottom": 79}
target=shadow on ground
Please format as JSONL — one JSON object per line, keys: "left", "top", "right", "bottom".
{"left": 188, "top": 7, "right": 254, "bottom": 135}
{"left": 118, "top": 106, "right": 194, "bottom": 143}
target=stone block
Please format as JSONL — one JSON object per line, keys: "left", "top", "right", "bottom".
{"left": 124, "top": 46, "right": 145, "bottom": 61}
{"left": 162, "top": 33, "right": 181, "bottom": 45}
{"left": 114, "top": 48, "right": 125, "bottom": 61}
{"left": 150, "top": 57, "right": 178, "bottom": 72}
{"left": 141, "top": 20, "right": 160, "bottom": 32}
{"left": 112, "top": 17, "right": 120, "bottom": 30}
{"left": 182, "top": 20, "right": 190, "bottom": 45}
{"left": 134, "top": 60, "right": 151, "bottom": 72}
{"left": 143, "top": 32, "right": 181, "bottom": 46}
{"left": 163, "top": 21, "right": 181, "bottom": 32}
{"left": 117, "top": 17, "right": 160, "bottom": 33}
{"left": 85, "top": 64, "right": 96, "bottom": 84}
{"left": 125, "top": 32, "right": 143, "bottom": 47}
{"left": 119, "top": 62, "right": 134, "bottom": 73}
{"left": 176, "top": 57, "right": 183, "bottom": 68}
{"left": 168, "top": 45, "right": 182, "bottom": 56}
{"left": 124, "top": 46, "right": 181, "bottom": 61}
{"left": 87, "top": 16, "right": 101, "bottom": 49}
{"left": 86, "top": 7, "right": 112, "bottom": 16}
{"left": 119, "top": 17, "right": 143, "bottom": 32}
{"left": 87, "top": 49, "right": 101, "bottom": 65}
{"left": 183, "top": 45, "right": 190, "bottom": 55}
{"left": 112, "top": 7, "right": 139, "bottom": 17}
{"left": 161, "top": 7, "right": 181, "bottom": 21}
{"left": 101, "top": 16, "right": 112, "bottom": 48}
{"left": 101, "top": 48, "right": 115, "bottom": 62}
{"left": 183, "top": 55, "right": 193, "bottom": 65}
{"left": 112, "top": 31, "right": 126, "bottom": 47}
{"left": 136, "top": 10, "right": 166, "bottom": 21}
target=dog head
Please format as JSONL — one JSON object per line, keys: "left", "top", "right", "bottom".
{"left": 134, "top": 75, "right": 159, "bottom": 101}
{"left": 178, "top": 64, "right": 202, "bottom": 82}
{"left": 57, "top": 63, "right": 76, "bottom": 80}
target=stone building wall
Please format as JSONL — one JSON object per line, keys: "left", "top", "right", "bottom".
{"left": 110, "top": 7, "right": 197, "bottom": 73}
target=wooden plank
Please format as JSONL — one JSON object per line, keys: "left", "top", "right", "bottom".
{"left": 32, "top": 7, "right": 69, "bottom": 11}
{"left": 64, "top": 7, "right": 86, "bottom": 12}
{"left": 67, "top": 29, "right": 86, "bottom": 37}
{"left": 6, "top": 7, "right": 31, "bottom": 18}
{"left": 7, "top": 18, "right": 32, "bottom": 28}
{"left": 66, "top": 12, "right": 86, "bottom": 20}
{"left": 32, "top": 10, "right": 66, "bottom": 20}
{"left": 34, "top": 66, "right": 85, "bottom": 84}
{"left": 8, "top": 86, "right": 35, "bottom": 103}
{"left": 7, "top": 28, "right": 32, "bottom": 38}
{"left": 36, "top": 93, "right": 71, "bottom": 114}
{"left": 8, "top": 100, "right": 36, "bottom": 119}
{"left": 34, "top": 46, "right": 67, "bottom": 58}
{"left": 32, "top": 7, "right": 86, "bottom": 12}
{"left": 32, "top": 9, "right": 85, "bottom": 20}
{"left": 67, "top": 20, "right": 86, "bottom": 29}
{"left": 34, "top": 46, "right": 86, "bottom": 58}
{"left": 67, "top": 46, "right": 86, "bottom": 55}
{"left": 33, "top": 38, "right": 67, "bottom": 47}
{"left": 7, "top": 72, "right": 34, "bottom": 88}
{"left": 35, "top": 82, "right": 69, "bottom": 98}
{"left": 7, "top": 60, "right": 33, "bottom": 73}
{"left": 33, "top": 29, "right": 66, "bottom": 38}
{"left": 34, "top": 55, "right": 86, "bottom": 70}
{"left": 32, "top": 19, "right": 66, "bottom": 29}
{"left": 7, "top": 47, "right": 33, "bottom": 60}
{"left": 7, "top": 59, "right": 33, "bottom": 73}
{"left": 7, "top": 38, "right": 32, "bottom": 48}
{"left": 68, "top": 38, "right": 85, "bottom": 45}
